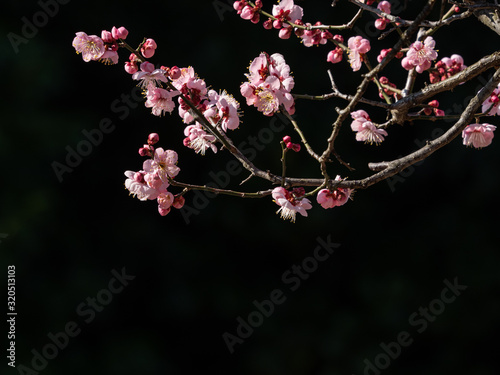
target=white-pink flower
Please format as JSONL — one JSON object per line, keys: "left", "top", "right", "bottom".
{"left": 124, "top": 170, "right": 162, "bottom": 201}
{"left": 348, "top": 36, "right": 371, "bottom": 72}
{"left": 72, "top": 32, "right": 105, "bottom": 62}
{"left": 183, "top": 123, "right": 218, "bottom": 155}
{"left": 143, "top": 148, "right": 180, "bottom": 181}
{"left": 462, "top": 123, "right": 496, "bottom": 148}
{"left": 145, "top": 87, "right": 180, "bottom": 116}
{"left": 350, "top": 111, "right": 387, "bottom": 144}
{"left": 241, "top": 52, "right": 295, "bottom": 115}
{"left": 255, "top": 86, "right": 280, "bottom": 116}
{"left": 132, "top": 62, "right": 168, "bottom": 89}
{"left": 204, "top": 90, "right": 241, "bottom": 131}
{"left": 402, "top": 36, "right": 438, "bottom": 73}
{"left": 272, "top": 0, "right": 303, "bottom": 25}
{"left": 272, "top": 187, "right": 312, "bottom": 222}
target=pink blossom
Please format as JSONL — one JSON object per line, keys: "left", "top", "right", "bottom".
{"left": 481, "top": 84, "right": 500, "bottom": 115}
{"left": 204, "top": 90, "right": 241, "bottom": 131}
{"left": 99, "top": 50, "right": 119, "bottom": 65}
{"left": 72, "top": 32, "right": 105, "bottom": 62}
{"left": 124, "top": 170, "right": 161, "bottom": 201}
{"left": 350, "top": 112, "right": 387, "bottom": 145}
{"left": 402, "top": 36, "right": 438, "bottom": 73}
{"left": 111, "top": 26, "right": 128, "bottom": 40}
{"left": 348, "top": 36, "right": 371, "bottom": 72}
{"left": 272, "top": 187, "right": 312, "bottom": 222}
{"left": 254, "top": 86, "right": 280, "bottom": 116}
{"left": 462, "top": 123, "right": 496, "bottom": 148}
{"left": 145, "top": 87, "right": 180, "bottom": 116}
{"left": 132, "top": 62, "right": 168, "bottom": 89}
{"left": 183, "top": 123, "right": 218, "bottom": 155}
{"left": 143, "top": 148, "right": 180, "bottom": 181}
{"left": 240, "top": 52, "right": 295, "bottom": 115}
{"left": 141, "top": 38, "right": 157, "bottom": 58}
{"left": 272, "top": 0, "right": 303, "bottom": 26}
{"left": 300, "top": 22, "right": 329, "bottom": 47}
{"left": 144, "top": 172, "right": 164, "bottom": 190}
{"left": 316, "top": 177, "right": 353, "bottom": 209}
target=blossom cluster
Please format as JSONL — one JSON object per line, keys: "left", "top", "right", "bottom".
{"left": 125, "top": 133, "right": 185, "bottom": 216}
{"left": 240, "top": 52, "right": 295, "bottom": 116}
{"left": 429, "top": 54, "right": 466, "bottom": 83}
{"left": 72, "top": 2, "right": 498, "bottom": 222}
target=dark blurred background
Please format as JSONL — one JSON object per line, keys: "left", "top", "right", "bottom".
{"left": 1, "top": 1, "right": 499, "bottom": 374}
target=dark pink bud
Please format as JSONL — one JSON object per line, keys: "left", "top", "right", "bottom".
{"left": 172, "top": 196, "right": 186, "bottom": 209}
{"left": 148, "top": 133, "right": 159, "bottom": 145}
{"left": 282, "top": 135, "right": 292, "bottom": 143}
{"left": 263, "top": 19, "right": 273, "bottom": 29}
{"left": 428, "top": 100, "right": 439, "bottom": 108}
{"left": 251, "top": 12, "right": 260, "bottom": 24}
{"left": 112, "top": 26, "right": 129, "bottom": 40}
{"left": 321, "top": 30, "right": 333, "bottom": 40}
{"left": 101, "top": 30, "right": 114, "bottom": 43}
{"left": 273, "top": 20, "right": 283, "bottom": 29}
{"left": 291, "top": 143, "right": 301, "bottom": 152}
{"left": 169, "top": 66, "right": 182, "bottom": 80}
{"left": 158, "top": 206, "right": 171, "bottom": 216}
{"left": 333, "top": 34, "right": 344, "bottom": 43}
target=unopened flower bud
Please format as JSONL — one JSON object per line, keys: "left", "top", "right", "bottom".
{"left": 112, "top": 26, "right": 129, "bottom": 40}
{"left": 101, "top": 30, "right": 114, "bottom": 43}
{"left": 148, "top": 133, "right": 159, "bottom": 145}
{"left": 158, "top": 206, "right": 171, "bottom": 216}
{"left": 141, "top": 38, "right": 157, "bottom": 59}
{"left": 173, "top": 195, "right": 185, "bottom": 209}
{"left": 282, "top": 135, "right": 292, "bottom": 143}
{"left": 263, "top": 19, "right": 273, "bottom": 29}
{"left": 169, "top": 66, "right": 181, "bottom": 80}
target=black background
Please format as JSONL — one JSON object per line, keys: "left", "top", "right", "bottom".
{"left": 1, "top": 0, "right": 499, "bottom": 374}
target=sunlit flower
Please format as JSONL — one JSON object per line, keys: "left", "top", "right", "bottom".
{"left": 462, "top": 123, "right": 496, "bottom": 148}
